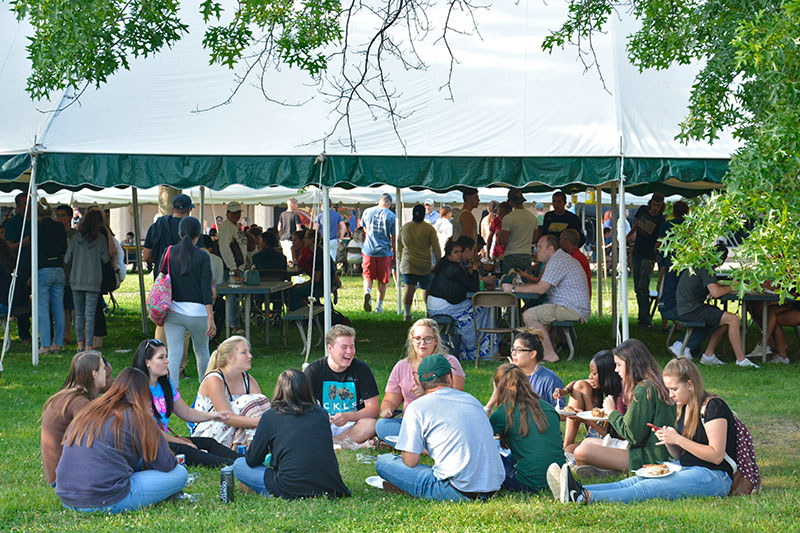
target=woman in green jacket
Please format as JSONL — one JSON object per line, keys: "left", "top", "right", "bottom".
{"left": 573, "top": 339, "right": 675, "bottom": 473}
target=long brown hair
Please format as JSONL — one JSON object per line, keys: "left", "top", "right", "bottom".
{"left": 271, "top": 369, "right": 315, "bottom": 416}
{"left": 662, "top": 358, "right": 714, "bottom": 439}
{"left": 42, "top": 351, "right": 102, "bottom": 418}
{"left": 64, "top": 367, "right": 163, "bottom": 462}
{"left": 613, "top": 339, "right": 671, "bottom": 405}
{"left": 493, "top": 364, "right": 549, "bottom": 449}
{"left": 403, "top": 318, "right": 444, "bottom": 364}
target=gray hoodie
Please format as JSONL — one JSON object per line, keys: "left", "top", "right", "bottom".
{"left": 64, "top": 233, "right": 109, "bottom": 292}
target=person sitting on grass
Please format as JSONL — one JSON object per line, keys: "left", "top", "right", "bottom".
{"left": 233, "top": 369, "right": 351, "bottom": 499}
{"left": 304, "top": 325, "right": 379, "bottom": 447}
{"left": 485, "top": 328, "right": 563, "bottom": 409}
{"left": 376, "top": 318, "right": 465, "bottom": 443}
{"left": 485, "top": 363, "right": 565, "bottom": 493}
{"left": 192, "top": 336, "right": 270, "bottom": 449}
{"left": 549, "top": 358, "right": 737, "bottom": 504}
{"left": 132, "top": 339, "right": 238, "bottom": 467}
{"left": 41, "top": 350, "right": 106, "bottom": 487}
{"left": 554, "top": 350, "right": 624, "bottom": 454}
{"left": 55, "top": 368, "right": 187, "bottom": 513}
{"left": 571, "top": 339, "right": 676, "bottom": 477}
{"left": 375, "top": 354, "right": 504, "bottom": 501}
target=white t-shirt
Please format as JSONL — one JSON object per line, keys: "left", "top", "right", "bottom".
{"left": 396, "top": 387, "right": 504, "bottom": 493}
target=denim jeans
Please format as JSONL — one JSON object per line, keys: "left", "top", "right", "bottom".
{"left": 632, "top": 255, "right": 655, "bottom": 325}
{"left": 38, "top": 267, "right": 66, "bottom": 347}
{"left": 233, "top": 457, "right": 271, "bottom": 496}
{"left": 68, "top": 465, "right": 188, "bottom": 513}
{"left": 163, "top": 311, "right": 211, "bottom": 382}
{"left": 375, "top": 454, "right": 472, "bottom": 502}
{"left": 586, "top": 465, "right": 731, "bottom": 503}
{"left": 72, "top": 290, "right": 100, "bottom": 346}
{"left": 375, "top": 417, "right": 403, "bottom": 443}
{"left": 500, "top": 453, "right": 540, "bottom": 493}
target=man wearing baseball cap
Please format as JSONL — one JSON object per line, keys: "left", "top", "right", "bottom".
{"left": 423, "top": 198, "right": 440, "bottom": 225}
{"left": 375, "top": 354, "right": 504, "bottom": 501}
{"left": 218, "top": 201, "right": 248, "bottom": 277}
{"left": 143, "top": 193, "right": 195, "bottom": 278}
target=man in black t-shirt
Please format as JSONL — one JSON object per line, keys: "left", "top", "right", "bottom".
{"left": 627, "top": 192, "right": 666, "bottom": 328}
{"left": 277, "top": 197, "right": 303, "bottom": 263}
{"left": 143, "top": 193, "right": 194, "bottom": 278}
{"left": 304, "top": 325, "right": 379, "bottom": 445}
{"left": 537, "top": 191, "right": 585, "bottom": 246}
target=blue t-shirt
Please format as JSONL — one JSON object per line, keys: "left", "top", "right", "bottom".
{"left": 150, "top": 378, "right": 181, "bottom": 432}
{"left": 360, "top": 206, "right": 396, "bottom": 257}
{"left": 528, "top": 366, "right": 564, "bottom": 407}
{"left": 316, "top": 209, "right": 344, "bottom": 241}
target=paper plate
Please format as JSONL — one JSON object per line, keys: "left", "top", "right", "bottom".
{"left": 635, "top": 463, "right": 683, "bottom": 478}
{"left": 365, "top": 475, "right": 385, "bottom": 489}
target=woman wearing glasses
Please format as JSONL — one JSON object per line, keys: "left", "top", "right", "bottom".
{"left": 132, "top": 339, "right": 237, "bottom": 467}
{"left": 375, "top": 318, "right": 465, "bottom": 442}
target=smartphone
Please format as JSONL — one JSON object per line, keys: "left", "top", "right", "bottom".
{"left": 646, "top": 423, "right": 661, "bottom": 431}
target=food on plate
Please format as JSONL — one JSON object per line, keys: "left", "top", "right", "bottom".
{"left": 563, "top": 405, "right": 578, "bottom": 413}
{"left": 642, "top": 464, "right": 670, "bottom": 476}
{"left": 591, "top": 407, "right": 606, "bottom": 418}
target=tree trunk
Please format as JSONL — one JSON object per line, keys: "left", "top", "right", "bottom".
{"left": 158, "top": 186, "right": 180, "bottom": 216}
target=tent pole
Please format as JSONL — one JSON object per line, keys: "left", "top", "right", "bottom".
{"left": 31, "top": 155, "right": 39, "bottom": 366}
{"left": 395, "top": 188, "right": 403, "bottom": 315}
{"left": 595, "top": 187, "right": 603, "bottom": 318}
{"left": 132, "top": 188, "right": 149, "bottom": 336}
{"left": 618, "top": 152, "right": 629, "bottom": 343}
{"left": 611, "top": 182, "right": 618, "bottom": 340}
{"left": 322, "top": 185, "right": 332, "bottom": 332}
{"left": 199, "top": 186, "right": 205, "bottom": 231}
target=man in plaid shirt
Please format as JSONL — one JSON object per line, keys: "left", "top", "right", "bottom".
{"left": 502, "top": 234, "right": 589, "bottom": 362}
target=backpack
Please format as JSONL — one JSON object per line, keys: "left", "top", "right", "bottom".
{"left": 701, "top": 399, "right": 761, "bottom": 495}
{"left": 147, "top": 246, "right": 173, "bottom": 326}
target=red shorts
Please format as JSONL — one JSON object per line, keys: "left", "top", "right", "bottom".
{"left": 362, "top": 254, "right": 393, "bottom": 284}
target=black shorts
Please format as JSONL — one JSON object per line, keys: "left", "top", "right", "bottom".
{"left": 678, "top": 304, "right": 724, "bottom": 328}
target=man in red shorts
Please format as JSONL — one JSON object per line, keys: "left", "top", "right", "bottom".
{"left": 360, "top": 194, "right": 397, "bottom": 313}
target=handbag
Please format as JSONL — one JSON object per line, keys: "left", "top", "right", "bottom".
{"left": 100, "top": 260, "right": 118, "bottom": 293}
{"left": 147, "top": 246, "right": 173, "bottom": 326}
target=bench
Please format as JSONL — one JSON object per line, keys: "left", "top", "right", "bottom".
{"left": 665, "top": 320, "right": 706, "bottom": 357}
{"left": 552, "top": 320, "right": 577, "bottom": 361}
{"left": 429, "top": 314, "right": 462, "bottom": 359}
{"left": 285, "top": 306, "right": 324, "bottom": 353}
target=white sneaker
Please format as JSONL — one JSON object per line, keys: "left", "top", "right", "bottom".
{"left": 700, "top": 354, "right": 725, "bottom": 365}
{"left": 546, "top": 463, "right": 562, "bottom": 500}
{"left": 668, "top": 341, "right": 693, "bottom": 359}
{"left": 769, "top": 355, "right": 790, "bottom": 365}
{"left": 736, "top": 358, "right": 759, "bottom": 368}
{"left": 746, "top": 344, "right": 773, "bottom": 358}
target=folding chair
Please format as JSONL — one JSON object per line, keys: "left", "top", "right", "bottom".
{"left": 472, "top": 291, "right": 518, "bottom": 367}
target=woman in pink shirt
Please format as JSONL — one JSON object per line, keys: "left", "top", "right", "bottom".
{"left": 375, "top": 318, "right": 465, "bottom": 442}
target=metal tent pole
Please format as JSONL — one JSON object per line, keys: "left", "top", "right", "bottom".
{"left": 200, "top": 186, "right": 206, "bottom": 230}
{"left": 132, "top": 188, "right": 148, "bottom": 335}
{"left": 618, "top": 155, "right": 629, "bottom": 343}
{"left": 611, "top": 182, "right": 618, "bottom": 340}
{"left": 31, "top": 156, "right": 39, "bottom": 366}
{"left": 395, "top": 188, "right": 403, "bottom": 315}
{"left": 322, "top": 185, "right": 332, "bottom": 332}
{"left": 595, "top": 187, "right": 603, "bottom": 317}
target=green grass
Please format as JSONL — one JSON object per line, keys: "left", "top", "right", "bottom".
{"left": 1, "top": 273, "right": 799, "bottom": 532}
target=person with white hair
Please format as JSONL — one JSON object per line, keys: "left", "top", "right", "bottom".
{"left": 423, "top": 198, "right": 440, "bottom": 224}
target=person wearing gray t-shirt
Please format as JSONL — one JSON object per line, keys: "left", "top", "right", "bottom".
{"left": 375, "top": 354, "right": 504, "bottom": 501}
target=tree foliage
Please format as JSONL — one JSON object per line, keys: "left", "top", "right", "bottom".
{"left": 545, "top": 0, "right": 800, "bottom": 299}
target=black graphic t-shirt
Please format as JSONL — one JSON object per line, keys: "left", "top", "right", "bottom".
{"left": 304, "top": 357, "right": 379, "bottom": 415}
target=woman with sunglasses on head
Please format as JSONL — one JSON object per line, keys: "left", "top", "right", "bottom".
{"left": 41, "top": 350, "right": 106, "bottom": 486}
{"left": 132, "top": 339, "right": 237, "bottom": 467}
{"left": 550, "top": 357, "right": 735, "bottom": 504}
{"left": 375, "top": 318, "right": 465, "bottom": 442}
{"left": 486, "top": 363, "right": 564, "bottom": 493}
{"left": 55, "top": 367, "right": 187, "bottom": 513}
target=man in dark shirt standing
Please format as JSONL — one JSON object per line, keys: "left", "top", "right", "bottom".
{"left": 627, "top": 192, "right": 665, "bottom": 328}
{"left": 538, "top": 191, "right": 584, "bottom": 246}
{"left": 6, "top": 193, "right": 32, "bottom": 342}
{"left": 277, "top": 197, "right": 303, "bottom": 264}
{"left": 143, "top": 194, "right": 194, "bottom": 277}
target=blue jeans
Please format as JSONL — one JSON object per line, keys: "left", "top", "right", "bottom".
{"left": 586, "top": 465, "right": 731, "bottom": 503}
{"left": 38, "top": 267, "right": 66, "bottom": 347}
{"left": 500, "top": 453, "right": 539, "bottom": 493}
{"left": 632, "top": 255, "right": 655, "bottom": 325}
{"left": 68, "top": 465, "right": 188, "bottom": 513}
{"left": 375, "top": 417, "right": 402, "bottom": 443}
{"left": 72, "top": 290, "right": 100, "bottom": 346}
{"left": 233, "top": 457, "right": 271, "bottom": 496}
{"left": 375, "top": 454, "right": 472, "bottom": 502}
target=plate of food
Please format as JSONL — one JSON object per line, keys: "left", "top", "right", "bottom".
{"left": 556, "top": 405, "right": 580, "bottom": 417}
{"left": 634, "top": 463, "right": 682, "bottom": 478}
{"left": 577, "top": 408, "right": 610, "bottom": 421}
{"left": 365, "top": 475, "right": 386, "bottom": 489}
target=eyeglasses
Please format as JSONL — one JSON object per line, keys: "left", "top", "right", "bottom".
{"left": 412, "top": 336, "right": 436, "bottom": 344}
{"left": 510, "top": 347, "right": 534, "bottom": 353}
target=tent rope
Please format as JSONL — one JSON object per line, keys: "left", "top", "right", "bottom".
{"left": 302, "top": 154, "right": 326, "bottom": 370}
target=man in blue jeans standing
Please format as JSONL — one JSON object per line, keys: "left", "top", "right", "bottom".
{"left": 375, "top": 354, "right": 504, "bottom": 501}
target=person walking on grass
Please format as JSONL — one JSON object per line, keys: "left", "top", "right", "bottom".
{"left": 360, "top": 193, "right": 396, "bottom": 313}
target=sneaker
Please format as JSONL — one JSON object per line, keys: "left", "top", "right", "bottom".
{"left": 700, "top": 354, "right": 725, "bottom": 365}
{"left": 363, "top": 293, "right": 372, "bottom": 312}
{"left": 746, "top": 344, "right": 774, "bottom": 358}
{"left": 736, "top": 358, "right": 760, "bottom": 368}
{"left": 559, "top": 463, "right": 584, "bottom": 504}
{"left": 546, "top": 463, "right": 562, "bottom": 500}
{"left": 375, "top": 303, "right": 384, "bottom": 313}
{"left": 403, "top": 313, "right": 413, "bottom": 321}
{"left": 679, "top": 349, "right": 693, "bottom": 360}
{"left": 574, "top": 464, "right": 618, "bottom": 479}
{"left": 667, "top": 341, "right": 683, "bottom": 357}
{"left": 769, "top": 355, "right": 790, "bottom": 365}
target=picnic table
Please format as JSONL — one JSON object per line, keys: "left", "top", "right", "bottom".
{"left": 216, "top": 280, "right": 293, "bottom": 345}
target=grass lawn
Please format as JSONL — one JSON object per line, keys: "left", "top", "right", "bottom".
{"left": 1, "top": 273, "right": 799, "bottom": 532}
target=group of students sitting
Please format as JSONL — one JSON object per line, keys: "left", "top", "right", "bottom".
{"left": 40, "top": 320, "right": 747, "bottom": 512}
